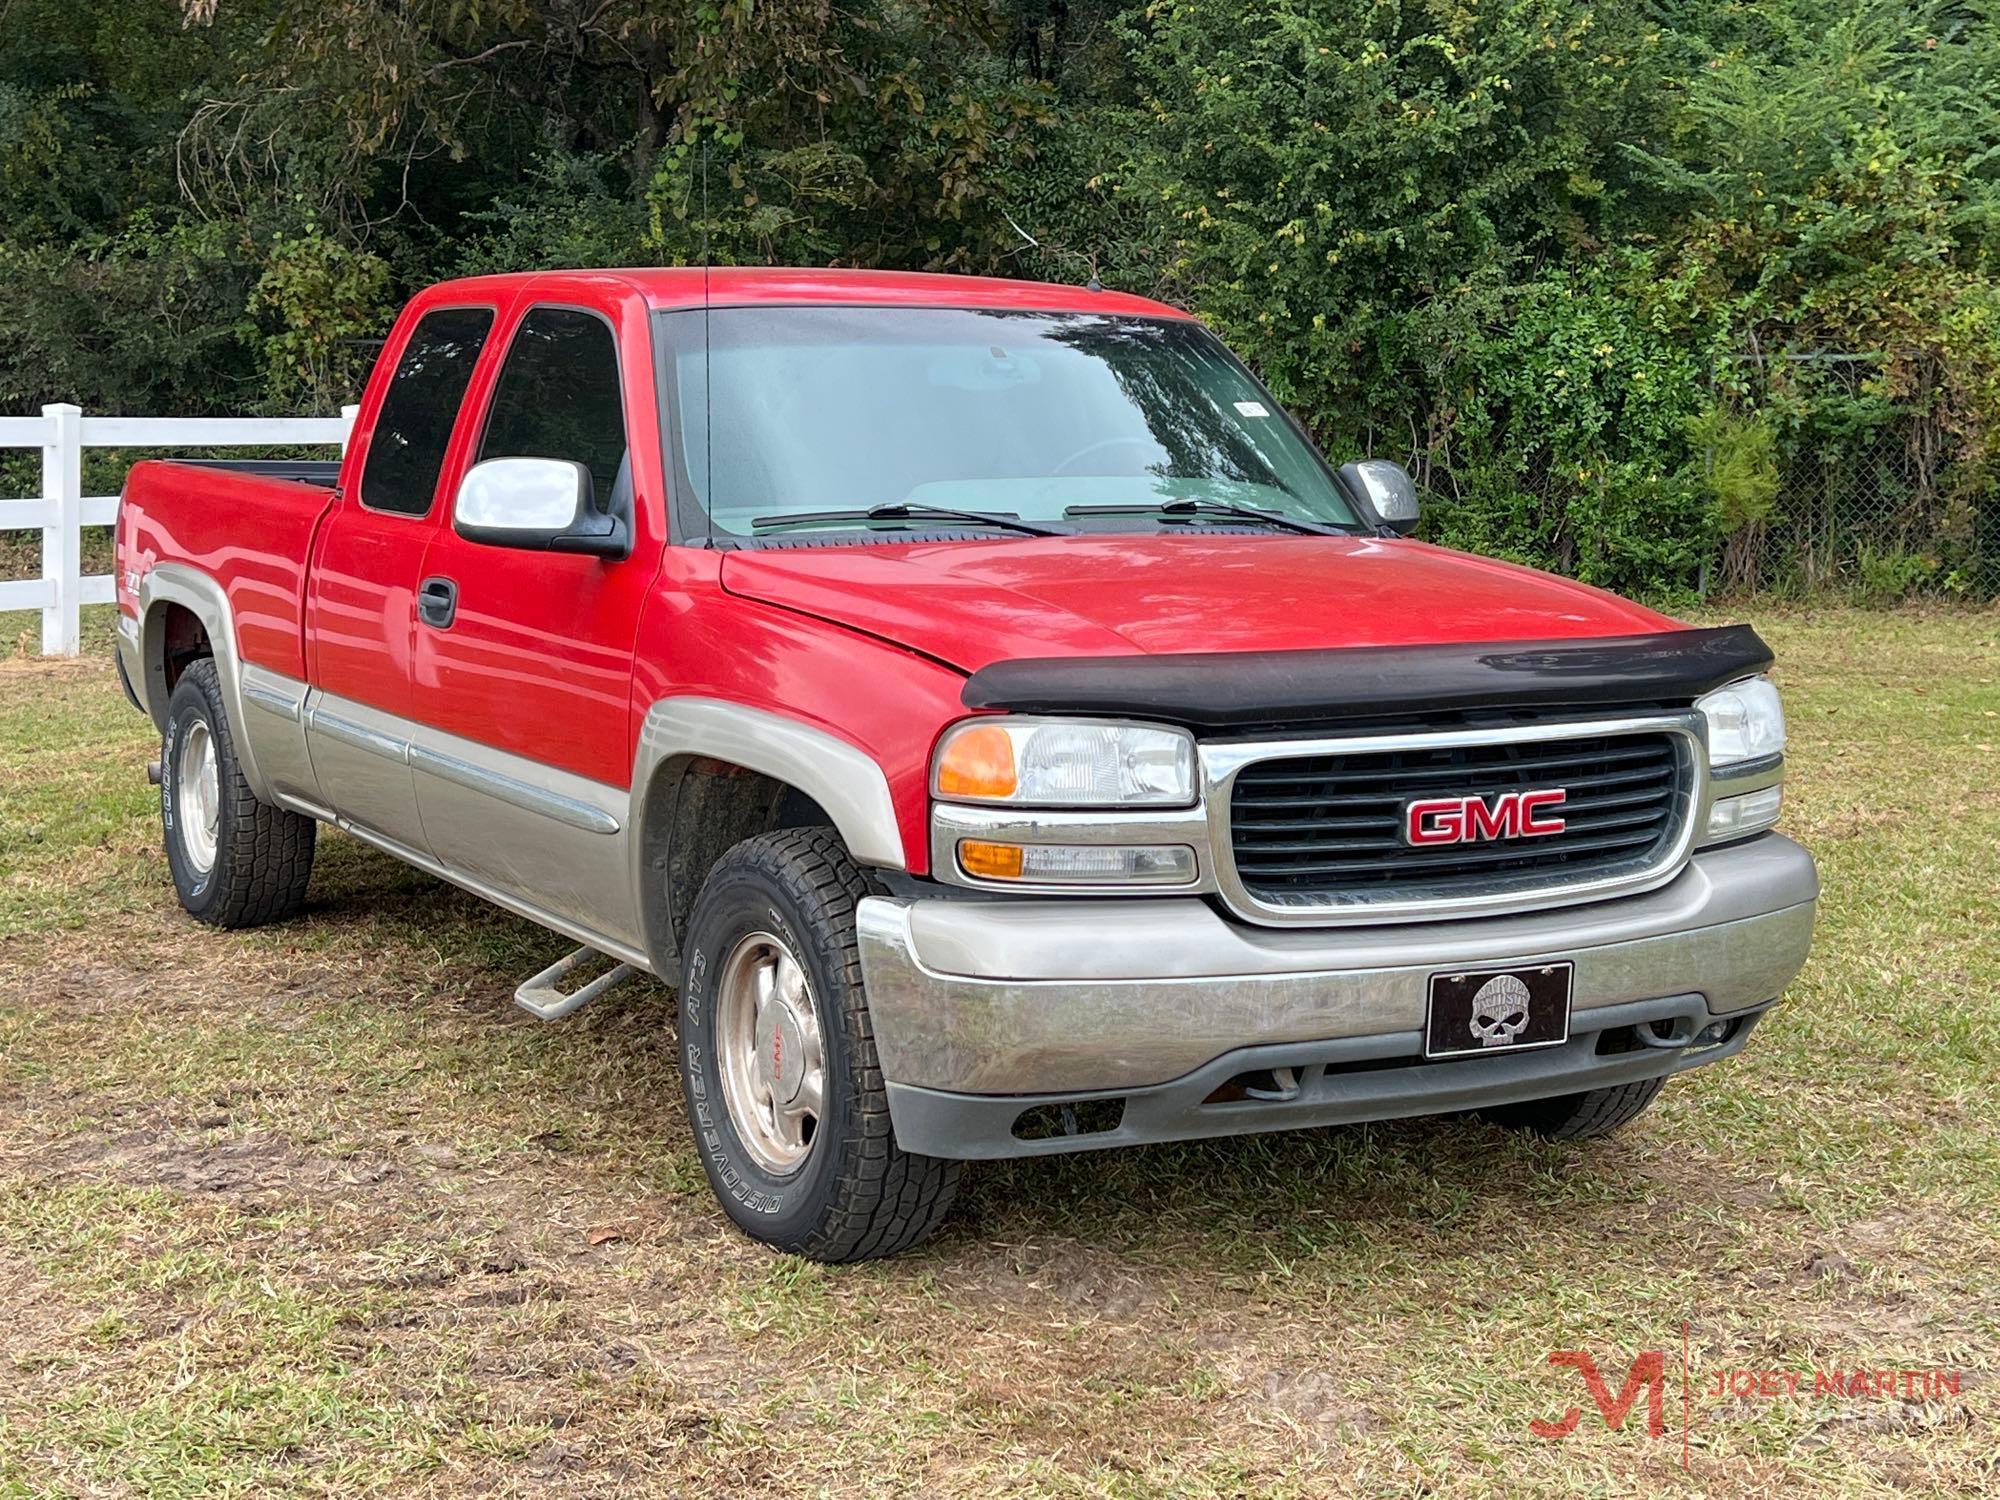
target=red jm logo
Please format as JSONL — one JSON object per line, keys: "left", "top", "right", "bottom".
{"left": 1532, "top": 1348, "right": 1668, "bottom": 1440}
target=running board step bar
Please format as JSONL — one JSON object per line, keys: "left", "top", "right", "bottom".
{"left": 514, "top": 947, "right": 636, "bottom": 1022}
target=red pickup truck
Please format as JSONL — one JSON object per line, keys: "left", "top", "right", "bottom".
{"left": 113, "top": 268, "right": 1815, "bottom": 1261}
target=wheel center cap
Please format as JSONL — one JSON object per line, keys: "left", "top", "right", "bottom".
{"left": 758, "top": 1004, "right": 807, "bottom": 1104}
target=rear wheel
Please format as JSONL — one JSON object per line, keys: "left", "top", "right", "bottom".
{"left": 678, "top": 828, "right": 960, "bottom": 1261}
{"left": 1480, "top": 1076, "right": 1668, "bottom": 1140}
{"left": 161, "top": 657, "right": 316, "bottom": 928}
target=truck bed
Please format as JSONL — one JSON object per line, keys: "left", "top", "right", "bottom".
{"left": 118, "top": 458, "right": 343, "bottom": 682}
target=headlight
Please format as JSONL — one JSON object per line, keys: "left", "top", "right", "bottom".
{"left": 1696, "top": 675, "right": 1787, "bottom": 767}
{"left": 932, "top": 718, "right": 1198, "bottom": 807}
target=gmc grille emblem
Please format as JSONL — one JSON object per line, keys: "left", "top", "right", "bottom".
{"left": 1405, "top": 789, "right": 1568, "bottom": 846}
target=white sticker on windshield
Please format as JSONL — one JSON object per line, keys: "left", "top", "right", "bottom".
{"left": 1234, "top": 400, "right": 1270, "bottom": 418}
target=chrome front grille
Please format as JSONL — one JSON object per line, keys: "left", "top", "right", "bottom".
{"left": 1206, "top": 715, "right": 1704, "bottom": 925}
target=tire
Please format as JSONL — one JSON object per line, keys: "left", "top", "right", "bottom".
{"left": 1480, "top": 1076, "right": 1668, "bottom": 1140}
{"left": 161, "top": 657, "right": 316, "bottom": 928}
{"left": 678, "top": 827, "right": 961, "bottom": 1262}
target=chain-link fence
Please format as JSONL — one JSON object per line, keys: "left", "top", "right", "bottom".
{"left": 1708, "top": 355, "right": 1998, "bottom": 600}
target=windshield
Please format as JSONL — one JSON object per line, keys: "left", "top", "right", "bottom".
{"left": 654, "top": 307, "right": 1363, "bottom": 537}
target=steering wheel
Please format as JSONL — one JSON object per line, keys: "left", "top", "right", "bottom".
{"left": 1050, "top": 435, "right": 1157, "bottom": 477}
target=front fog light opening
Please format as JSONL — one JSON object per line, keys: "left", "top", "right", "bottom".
{"left": 956, "top": 839, "right": 1198, "bottom": 886}
{"left": 1705, "top": 784, "right": 1783, "bottom": 840}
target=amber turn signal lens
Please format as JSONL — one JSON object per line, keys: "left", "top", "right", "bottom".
{"left": 957, "top": 840, "right": 1026, "bottom": 880}
{"left": 934, "top": 723, "right": 1018, "bottom": 799}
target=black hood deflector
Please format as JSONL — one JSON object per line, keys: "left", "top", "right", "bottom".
{"left": 960, "top": 625, "right": 1773, "bottom": 729}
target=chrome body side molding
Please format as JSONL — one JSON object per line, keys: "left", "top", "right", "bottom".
{"left": 297, "top": 689, "right": 642, "bottom": 948}
{"left": 397, "top": 714, "right": 638, "bottom": 944}
{"left": 408, "top": 743, "right": 621, "bottom": 835}
{"left": 238, "top": 671, "right": 302, "bottom": 722}
{"left": 237, "top": 664, "right": 318, "bottom": 805}
{"left": 303, "top": 693, "right": 424, "bottom": 847}
{"left": 309, "top": 706, "right": 408, "bottom": 763}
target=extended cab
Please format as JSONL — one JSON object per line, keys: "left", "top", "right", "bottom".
{"left": 114, "top": 269, "right": 1817, "bottom": 1261}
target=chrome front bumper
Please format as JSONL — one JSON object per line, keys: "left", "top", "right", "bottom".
{"left": 856, "top": 834, "right": 1818, "bottom": 1158}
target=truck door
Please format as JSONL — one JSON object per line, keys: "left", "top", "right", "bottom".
{"left": 405, "top": 296, "right": 662, "bottom": 951}
{"left": 304, "top": 303, "right": 498, "bottom": 853}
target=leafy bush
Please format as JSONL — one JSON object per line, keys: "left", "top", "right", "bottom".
{"left": 1853, "top": 544, "right": 1943, "bottom": 602}
{"left": 249, "top": 223, "right": 392, "bottom": 412}
{"left": 1430, "top": 257, "right": 1712, "bottom": 594}
{"left": 1629, "top": 0, "right": 2000, "bottom": 592}
{"left": 0, "top": 216, "right": 262, "bottom": 414}
{"left": 1687, "top": 403, "right": 1781, "bottom": 592}
{"left": 1103, "top": 0, "right": 1648, "bottom": 431}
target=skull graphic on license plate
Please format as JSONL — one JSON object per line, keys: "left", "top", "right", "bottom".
{"left": 1424, "top": 963, "right": 1573, "bottom": 1059}
{"left": 1469, "top": 974, "right": 1532, "bottom": 1046}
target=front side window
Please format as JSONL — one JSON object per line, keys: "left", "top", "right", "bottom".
{"left": 359, "top": 306, "right": 495, "bottom": 516}
{"left": 658, "top": 306, "right": 1362, "bottom": 537}
{"left": 479, "top": 307, "right": 629, "bottom": 510}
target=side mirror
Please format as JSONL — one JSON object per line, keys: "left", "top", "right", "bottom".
{"left": 1339, "top": 459, "right": 1420, "bottom": 536}
{"left": 453, "top": 457, "right": 629, "bottom": 558}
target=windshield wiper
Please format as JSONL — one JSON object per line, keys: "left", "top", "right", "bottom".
{"left": 751, "top": 503, "right": 1072, "bottom": 538}
{"left": 1063, "top": 498, "right": 1347, "bottom": 537}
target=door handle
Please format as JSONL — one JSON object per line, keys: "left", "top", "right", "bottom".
{"left": 417, "top": 576, "right": 458, "bottom": 630}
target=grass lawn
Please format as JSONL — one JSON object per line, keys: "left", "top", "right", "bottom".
{"left": 1, "top": 605, "right": 1996, "bottom": 1496}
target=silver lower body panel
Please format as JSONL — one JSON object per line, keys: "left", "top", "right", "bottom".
{"left": 856, "top": 834, "right": 1817, "bottom": 1156}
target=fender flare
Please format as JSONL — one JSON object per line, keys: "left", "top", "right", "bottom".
{"left": 136, "top": 563, "right": 276, "bottom": 800}
{"left": 628, "top": 697, "right": 907, "bottom": 878}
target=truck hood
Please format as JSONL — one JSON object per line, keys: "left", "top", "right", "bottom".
{"left": 718, "top": 534, "right": 1678, "bottom": 673}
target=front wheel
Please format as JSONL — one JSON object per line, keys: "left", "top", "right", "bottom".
{"left": 678, "top": 828, "right": 960, "bottom": 1262}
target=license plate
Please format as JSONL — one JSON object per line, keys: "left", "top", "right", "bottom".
{"left": 1425, "top": 962, "right": 1573, "bottom": 1059}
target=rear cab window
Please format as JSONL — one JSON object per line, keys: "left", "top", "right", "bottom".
{"left": 358, "top": 307, "right": 496, "bottom": 516}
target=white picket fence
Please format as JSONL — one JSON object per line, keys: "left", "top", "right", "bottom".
{"left": 0, "top": 404, "right": 358, "bottom": 656}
